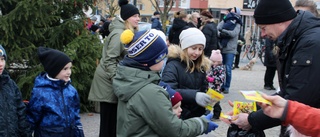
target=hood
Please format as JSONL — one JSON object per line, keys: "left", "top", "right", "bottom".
{"left": 171, "top": 18, "right": 188, "bottom": 30}
{"left": 108, "top": 16, "right": 125, "bottom": 32}
{"left": 277, "top": 11, "right": 320, "bottom": 48}
{"left": 167, "top": 45, "right": 211, "bottom": 72}
{"left": 34, "top": 72, "right": 70, "bottom": 89}
{"left": 151, "top": 16, "right": 159, "bottom": 21}
{"left": 113, "top": 65, "right": 161, "bottom": 102}
{"left": 167, "top": 44, "right": 181, "bottom": 59}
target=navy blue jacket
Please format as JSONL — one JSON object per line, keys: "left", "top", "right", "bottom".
{"left": 0, "top": 71, "right": 31, "bottom": 137}
{"left": 151, "top": 17, "right": 163, "bottom": 31}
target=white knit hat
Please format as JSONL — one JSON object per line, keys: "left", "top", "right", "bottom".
{"left": 179, "top": 28, "right": 206, "bottom": 50}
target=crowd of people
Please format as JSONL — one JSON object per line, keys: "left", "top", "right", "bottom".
{"left": 1, "top": 0, "right": 320, "bottom": 136}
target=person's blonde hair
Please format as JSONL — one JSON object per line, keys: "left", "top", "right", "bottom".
{"left": 125, "top": 20, "right": 139, "bottom": 32}
{"left": 191, "top": 12, "right": 200, "bottom": 19}
{"left": 174, "top": 10, "right": 187, "bottom": 19}
{"left": 180, "top": 48, "right": 210, "bottom": 73}
{"left": 295, "top": 0, "right": 319, "bottom": 17}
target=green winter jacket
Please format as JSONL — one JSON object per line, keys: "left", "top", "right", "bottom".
{"left": 88, "top": 16, "right": 126, "bottom": 103}
{"left": 113, "top": 64, "right": 210, "bottom": 137}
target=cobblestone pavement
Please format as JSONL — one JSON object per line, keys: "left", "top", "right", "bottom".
{"left": 80, "top": 58, "right": 281, "bottom": 137}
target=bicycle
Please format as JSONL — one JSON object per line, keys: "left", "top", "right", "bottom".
{"left": 242, "top": 37, "right": 266, "bottom": 64}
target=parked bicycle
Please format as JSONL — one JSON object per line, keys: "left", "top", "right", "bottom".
{"left": 241, "top": 37, "right": 266, "bottom": 64}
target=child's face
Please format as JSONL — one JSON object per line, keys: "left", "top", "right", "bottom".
{"left": 212, "top": 61, "right": 221, "bottom": 67}
{"left": 55, "top": 62, "right": 72, "bottom": 82}
{"left": 0, "top": 56, "right": 5, "bottom": 75}
{"left": 172, "top": 101, "right": 182, "bottom": 118}
{"left": 187, "top": 44, "right": 204, "bottom": 61}
{"left": 149, "top": 60, "right": 165, "bottom": 72}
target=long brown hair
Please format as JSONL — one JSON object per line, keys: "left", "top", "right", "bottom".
{"left": 180, "top": 48, "right": 210, "bottom": 73}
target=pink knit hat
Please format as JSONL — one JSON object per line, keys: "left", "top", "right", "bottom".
{"left": 210, "top": 50, "right": 222, "bottom": 62}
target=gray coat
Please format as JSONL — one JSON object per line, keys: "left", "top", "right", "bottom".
{"left": 88, "top": 16, "right": 126, "bottom": 103}
{"left": 217, "top": 21, "right": 241, "bottom": 54}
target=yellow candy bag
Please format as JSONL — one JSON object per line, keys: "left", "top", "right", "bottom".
{"left": 233, "top": 101, "right": 257, "bottom": 115}
{"left": 205, "top": 88, "right": 224, "bottom": 111}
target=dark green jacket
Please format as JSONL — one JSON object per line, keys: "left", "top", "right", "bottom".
{"left": 113, "top": 64, "right": 210, "bottom": 137}
{"left": 88, "top": 16, "right": 126, "bottom": 103}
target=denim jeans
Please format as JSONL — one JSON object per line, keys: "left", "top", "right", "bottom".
{"left": 222, "top": 53, "right": 235, "bottom": 90}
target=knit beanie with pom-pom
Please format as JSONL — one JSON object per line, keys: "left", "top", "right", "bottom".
{"left": 210, "top": 50, "right": 223, "bottom": 62}
{"left": 118, "top": 0, "right": 140, "bottom": 20}
{"left": 120, "top": 29, "right": 168, "bottom": 67}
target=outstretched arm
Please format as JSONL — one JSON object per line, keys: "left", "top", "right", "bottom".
{"left": 259, "top": 94, "right": 320, "bottom": 136}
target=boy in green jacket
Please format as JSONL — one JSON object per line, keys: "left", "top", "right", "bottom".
{"left": 113, "top": 29, "right": 218, "bottom": 137}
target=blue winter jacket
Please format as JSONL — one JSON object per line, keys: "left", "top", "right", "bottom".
{"left": 27, "top": 72, "right": 84, "bottom": 137}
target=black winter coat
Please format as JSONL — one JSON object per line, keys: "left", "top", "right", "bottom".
{"left": 202, "top": 22, "right": 219, "bottom": 57}
{"left": 248, "top": 11, "right": 320, "bottom": 131}
{"left": 168, "top": 18, "right": 189, "bottom": 45}
{"left": 162, "top": 57, "right": 207, "bottom": 120}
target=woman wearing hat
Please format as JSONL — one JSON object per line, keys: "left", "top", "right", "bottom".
{"left": 200, "top": 10, "right": 219, "bottom": 57}
{"left": 88, "top": 0, "right": 140, "bottom": 137}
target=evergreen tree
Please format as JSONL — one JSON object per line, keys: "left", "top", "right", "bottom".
{"left": 0, "top": 0, "right": 102, "bottom": 112}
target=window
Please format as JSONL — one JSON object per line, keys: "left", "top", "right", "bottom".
{"left": 159, "top": 0, "right": 176, "bottom": 8}
{"left": 137, "top": 4, "right": 145, "bottom": 10}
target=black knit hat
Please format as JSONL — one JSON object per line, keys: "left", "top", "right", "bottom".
{"left": 254, "top": 0, "right": 297, "bottom": 24}
{"left": 118, "top": 0, "right": 140, "bottom": 20}
{"left": 38, "top": 47, "right": 72, "bottom": 78}
{"left": 154, "top": 11, "right": 160, "bottom": 16}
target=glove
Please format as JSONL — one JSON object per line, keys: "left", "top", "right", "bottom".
{"left": 204, "top": 113, "right": 213, "bottom": 120}
{"left": 195, "top": 92, "right": 212, "bottom": 107}
{"left": 207, "top": 76, "right": 214, "bottom": 83}
{"left": 205, "top": 121, "right": 219, "bottom": 134}
{"left": 159, "top": 81, "right": 168, "bottom": 88}
{"left": 203, "top": 113, "right": 219, "bottom": 134}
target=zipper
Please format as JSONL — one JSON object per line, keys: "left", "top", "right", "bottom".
{"left": 60, "top": 87, "right": 70, "bottom": 132}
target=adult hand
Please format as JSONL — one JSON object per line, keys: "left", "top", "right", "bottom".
{"left": 195, "top": 92, "right": 212, "bottom": 107}
{"left": 231, "top": 113, "right": 251, "bottom": 130}
{"left": 258, "top": 94, "right": 287, "bottom": 119}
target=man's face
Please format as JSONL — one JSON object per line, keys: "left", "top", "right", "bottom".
{"left": 258, "top": 23, "right": 283, "bottom": 41}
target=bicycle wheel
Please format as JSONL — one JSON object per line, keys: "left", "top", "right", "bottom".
{"left": 247, "top": 44, "right": 256, "bottom": 60}
{"left": 259, "top": 46, "right": 266, "bottom": 64}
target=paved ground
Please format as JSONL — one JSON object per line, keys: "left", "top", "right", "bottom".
{"left": 80, "top": 57, "right": 281, "bottom": 137}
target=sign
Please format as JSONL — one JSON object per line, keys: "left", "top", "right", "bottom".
{"left": 243, "top": 0, "right": 260, "bottom": 9}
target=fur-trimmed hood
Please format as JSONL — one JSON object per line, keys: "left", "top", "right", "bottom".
{"left": 167, "top": 45, "right": 211, "bottom": 72}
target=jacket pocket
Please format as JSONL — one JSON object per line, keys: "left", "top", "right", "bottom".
{"left": 288, "top": 55, "right": 312, "bottom": 84}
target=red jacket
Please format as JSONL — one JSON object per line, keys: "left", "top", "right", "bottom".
{"left": 283, "top": 101, "right": 320, "bottom": 137}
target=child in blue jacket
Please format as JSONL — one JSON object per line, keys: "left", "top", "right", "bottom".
{"left": 27, "top": 47, "right": 84, "bottom": 137}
